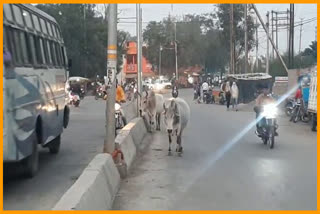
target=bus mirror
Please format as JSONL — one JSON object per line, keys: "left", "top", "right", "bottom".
{"left": 68, "top": 59, "right": 72, "bottom": 69}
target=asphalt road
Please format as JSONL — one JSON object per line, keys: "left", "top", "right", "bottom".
{"left": 113, "top": 89, "right": 317, "bottom": 210}
{"left": 3, "top": 96, "right": 106, "bottom": 210}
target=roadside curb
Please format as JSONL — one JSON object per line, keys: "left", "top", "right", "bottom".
{"left": 52, "top": 154, "right": 120, "bottom": 210}
{"left": 52, "top": 115, "right": 148, "bottom": 210}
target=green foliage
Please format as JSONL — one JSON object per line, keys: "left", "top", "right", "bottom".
{"left": 36, "top": 4, "right": 129, "bottom": 78}
{"left": 142, "top": 4, "right": 256, "bottom": 76}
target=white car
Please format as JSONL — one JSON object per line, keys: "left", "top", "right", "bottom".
{"left": 153, "top": 79, "right": 172, "bottom": 91}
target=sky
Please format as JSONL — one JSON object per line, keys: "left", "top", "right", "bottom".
{"left": 115, "top": 4, "right": 317, "bottom": 57}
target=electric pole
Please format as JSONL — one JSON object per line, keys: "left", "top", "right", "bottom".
{"left": 266, "top": 11, "right": 269, "bottom": 74}
{"left": 299, "top": 18, "right": 303, "bottom": 54}
{"left": 289, "top": 4, "right": 294, "bottom": 69}
{"left": 244, "top": 4, "right": 248, "bottom": 74}
{"left": 271, "top": 11, "right": 274, "bottom": 59}
{"left": 251, "top": 4, "right": 289, "bottom": 74}
{"left": 275, "top": 12, "right": 278, "bottom": 53}
{"left": 104, "top": 4, "right": 117, "bottom": 154}
{"left": 230, "top": 4, "right": 234, "bottom": 74}
{"left": 174, "top": 22, "right": 178, "bottom": 80}
{"left": 159, "top": 45, "right": 162, "bottom": 76}
{"left": 136, "top": 4, "right": 142, "bottom": 95}
{"left": 255, "top": 16, "right": 259, "bottom": 71}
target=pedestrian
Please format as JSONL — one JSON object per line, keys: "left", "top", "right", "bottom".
{"left": 225, "top": 81, "right": 231, "bottom": 110}
{"left": 231, "top": 81, "right": 239, "bottom": 111}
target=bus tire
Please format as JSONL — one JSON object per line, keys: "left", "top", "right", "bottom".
{"left": 49, "top": 135, "right": 61, "bottom": 154}
{"left": 24, "top": 135, "right": 39, "bottom": 178}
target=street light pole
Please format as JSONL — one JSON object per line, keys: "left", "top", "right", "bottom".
{"left": 244, "top": 4, "right": 248, "bottom": 74}
{"left": 136, "top": 4, "right": 142, "bottom": 109}
{"left": 159, "top": 45, "right": 162, "bottom": 76}
{"left": 104, "top": 4, "right": 117, "bottom": 154}
{"left": 174, "top": 22, "right": 178, "bottom": 80}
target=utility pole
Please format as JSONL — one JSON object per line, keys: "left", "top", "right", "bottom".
{"left": 230, "top": 4, "right": 234, "bottom": 74}
{"left": 315, "top": 26, "right": 317, "bottom": 41}
{"left": 255, "top": 16, "right": 259, "bottom": 71}
{"left": 289, "top": 4, "right": 294, "bottom": 69}
{"left": 251, "top": 4, "right": 289, "bottom": 74}
{"left": 136, "top": 4, "right": 142, "bottom": 94}
{"left": 104, "top": 4, "right": 117, "bottom": 154}
{"left": 275, "top": 12, "right": 278, "bottom": 53}
{"left": 271, "top": 11, "right": 274, "bottom": 59}
{"left": 266, "top": 11, "right": 269, "bottom": 74}
{"left": 299, "top": 18, "right": 303, "bottom": 54}
{"left": 244, "top": 4, "right": 248, "bottom": 74}
{"left": 174, "top": 22, "right": 178, "bottom": 80}
{"left": 159, "top": 45, "right": 162, "bottom": 76}
{"left": 83, "top": 4, "right": 87, "bottom": 78}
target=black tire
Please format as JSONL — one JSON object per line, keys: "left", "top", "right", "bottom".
{"left": 48, "top": 135, "right": 61, "bottom": 154}
{"left": 301, "top": 113, "right": 310, "bottom": 123}
{"left": 75, "top": 101, "right": 80, "bottom": 107}
{"left": 269, "top": 127, "right": 275, "bottom": 149}
{"left": 285, "top": 103, "right": 293, "bottom": 116}
{"left": 263, "top": 137, "right": 268, "bottom": 145}
{"left": 95, "top": 95, "right": 99, "bottom": 100}
{"left": 312, "top": 114, "right": 317, "bottom": 132}
{"left": 24, "top": 136, "right": 39, "bottom": 178}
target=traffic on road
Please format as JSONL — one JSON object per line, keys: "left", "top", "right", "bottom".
{"left": 3, "top": 3, "right": 317, "bottom": 210}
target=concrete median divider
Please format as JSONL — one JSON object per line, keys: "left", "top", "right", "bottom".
{"left": 53, "top": 110, "right": 148, "bottom": 210}
{"left": 53, "top": 154, "right": 120, "bottom": 210}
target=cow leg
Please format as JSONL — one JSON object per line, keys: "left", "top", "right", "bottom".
{"left": 156, "top": 113, "right": 160, "bottom": 130}
{"left": 176, "top": 130, "right": 183, "bottom": 154}
{"left": 168, "top": 134, "right": 172, "bottom": 155}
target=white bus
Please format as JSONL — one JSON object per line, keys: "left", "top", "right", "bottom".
{"left": 3, "top": 4, "right": 70, "bottom": 177}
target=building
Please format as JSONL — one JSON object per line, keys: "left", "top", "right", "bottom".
{"left": 120, "top": 41, "right": 154, "bottom": 82}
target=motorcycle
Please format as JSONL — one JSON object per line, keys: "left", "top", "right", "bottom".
{"left": 285, "top": 97, "right": 295, "bottom": 116}
{"left": 219, "top": 91, "right": 226, "bottom": 105}
{"left": 172, "top": 86, "right": 178, "bottom": 98}
{"left": 205, "top": 88, "right": 214, "bottom": 104}
{"left": 95, "top": 86, "right": 107, "bottom": 100}
{"left": 290, "top": 98, "right": 310, "bottom": 123}
{"left": 115, "top": 103, "right": 126, "bottom": 135}
{"left": 79, "top": 88, "right": 85, "bottom": 100}
{"left": 255, "top": 103, "right": 278, "bottom": 149}
{"left": 69, "top": 91, "right": 80, "bottom": 107}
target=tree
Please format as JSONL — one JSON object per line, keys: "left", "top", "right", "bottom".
{"left": 36, "top": 4, "right": 130, "bottom": 78}
{"left": 216, "top": 4, "right": 255, "bottom": 72}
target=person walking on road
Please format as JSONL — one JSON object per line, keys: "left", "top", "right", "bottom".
{"left": 231, "top": 82, "right": 239, "bottom": 111}
{"left": 225, "top": 81, "right": 231, "bottom": 110}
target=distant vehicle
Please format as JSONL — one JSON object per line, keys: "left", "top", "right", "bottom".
{"left": 153, "top": 79, "right": 172, "bottom": 91}
{"left": 3, "top": 4, "right": 70, "bottom": 177}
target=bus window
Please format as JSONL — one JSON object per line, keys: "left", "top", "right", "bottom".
{"left": 40, "top": 18, "right": 48, "bottom": 35}
{"left": 12, "top": 5, "right": 24, "bottom": 26}
{"left": 23, "top": 32, "right": 33, "bottom": 64}
{"left": 61, "top": 46, "right": 66, "bottom": 66}
{"left": 3, "top": 4, "right": 14, "bottom": 22}
{"left": 19, "top": 31, "right": 29, "bottom": 64}
{"left": 39, "top": 38, "right": 46, "bottom": 64}
{"left": 55, "top": 43, "right": 62, "bottom": 66}
{"left": 28, "top": 35, "right": 37, "bottom": 65}
{"left": 46, "top": 40, "right": 53, "bottom": 65}
{"left": 41, "top": 39, "right": 49, "bottom": 65}
{"left": 51, "top": 24, "right": 57, "bottom": 38}
{"left": 55, "top": 26, "right": 61, "bottom": 39}
{"left": 32, "top": 14, "right": 41, "bottom": 32}
{"left": 22, "top": 10, "right": 33, "bottom": 29}
{"left": 50, "top": 42, "right": 57, "bottom": 66}
{"left": 13, "top": 30, "right": 23, "bottom": 64}
{"left": 34, "top": 36, "right": 44, "bottom": 65}
{"left": 47, "top": 22, "right": 53, "bottom": 36}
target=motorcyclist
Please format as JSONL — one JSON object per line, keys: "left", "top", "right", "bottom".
{"left": 201, "top": 80, "right": 209, "bottom": 102}
{"left": 254, "top": 86, "right": 278, "bottom": 136}
{"left": 172, "top": 80, "right": 179, "bottom": 97}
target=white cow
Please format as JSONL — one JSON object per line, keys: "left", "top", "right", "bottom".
{"left": 163, "top": 97, "right": 190, "bottom": 155}
{"left": 140, "top": 90, "right": 156, "bottom": 132}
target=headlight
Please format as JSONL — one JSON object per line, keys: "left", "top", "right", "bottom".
{"left": 262, "top": 104, "right": 278, "bottom": 118}
{"left": 115, "top": 103, "right": 121, "bottom": 111}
